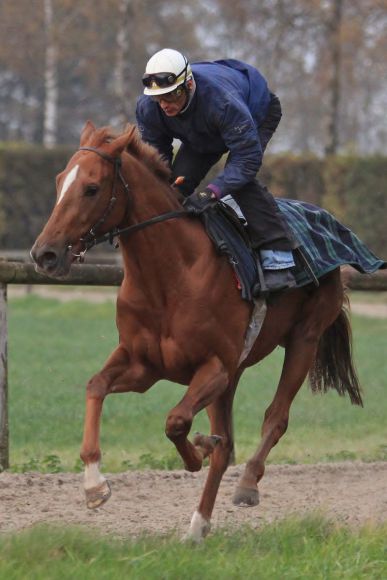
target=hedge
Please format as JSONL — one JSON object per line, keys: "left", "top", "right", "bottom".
{"left": 0, "top": 145, "right": 386, "bottom": 260}
{"left": 0, "top": 144, "right": 73, "bottom": 250}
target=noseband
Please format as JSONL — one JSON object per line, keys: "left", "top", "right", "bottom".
{"left": 68, "top": 146, "right": 187, "bottom": 262}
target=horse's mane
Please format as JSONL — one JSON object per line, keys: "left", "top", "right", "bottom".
{"left": 88, "top": 125, "right": 172, "bottom": 184}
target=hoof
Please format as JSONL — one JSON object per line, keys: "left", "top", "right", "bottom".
{"left": 85, "top": 480, "right": 111, "bottom": 509}
{"left": 232, "top": 486, "right": 259, "bottom": 507}
{"left": 193, "top": 433, "right": 222, "bottom": 459}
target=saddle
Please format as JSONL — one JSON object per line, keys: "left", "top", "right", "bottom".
{"left": 198, "top": 199, "right": 386, "bottom": 302}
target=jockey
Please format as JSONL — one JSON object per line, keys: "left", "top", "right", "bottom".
{"left": 136, "top": 48, "right": 297, "bottom": 293}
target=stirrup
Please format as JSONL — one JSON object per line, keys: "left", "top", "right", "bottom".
{"left": 294, "top": 247, "right": 319, "bottom": 287}
{"left": 253, "top": 257, "right": 269, "bottom": 298}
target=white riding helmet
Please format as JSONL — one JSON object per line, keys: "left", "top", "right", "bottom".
{"left": 142, "top": 48, "right": 192, "bottom": 96}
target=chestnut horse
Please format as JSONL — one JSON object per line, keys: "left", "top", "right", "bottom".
{"left": 31, "top": 122, "right": 362, "bottom": 541}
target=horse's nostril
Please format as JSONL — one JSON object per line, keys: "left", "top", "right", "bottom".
{"left": 41, "top": 251, "right": 58, "bottom": 270}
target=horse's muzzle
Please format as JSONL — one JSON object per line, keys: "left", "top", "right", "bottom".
{"left": 30, "top": 241, "right": 72, "bottom": 278}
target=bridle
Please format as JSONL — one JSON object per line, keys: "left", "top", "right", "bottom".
{"left": 68, "top": 146, "right": 187, "bottom": 262}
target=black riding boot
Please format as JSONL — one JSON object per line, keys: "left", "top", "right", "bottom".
{"left": 231, "top": 180, "right": 297, "bottom": 293}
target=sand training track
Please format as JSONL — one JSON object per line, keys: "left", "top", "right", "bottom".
{"left": 1, "top": 462, "right": 386, "bottom": 537}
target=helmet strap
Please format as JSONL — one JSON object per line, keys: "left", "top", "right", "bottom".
{"left": 179, "top": 78, "right": 195, "bottom": 114}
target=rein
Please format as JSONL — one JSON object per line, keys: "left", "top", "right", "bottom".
{"left": 69, "top": 146, "right": 187, "bottom": 261}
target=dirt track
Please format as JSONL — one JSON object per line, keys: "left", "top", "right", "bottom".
{"left": 1, "top": 462, "right": 386, "bottom": 537}
{"left": 9, "top": 286, "right": 387, "bottom": 319}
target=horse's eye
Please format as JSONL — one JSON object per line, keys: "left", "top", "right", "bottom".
{"left": 85, "top": 184, "right": 99, "bottom": 197}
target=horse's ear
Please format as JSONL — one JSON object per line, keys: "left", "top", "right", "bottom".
{"left": 80, "top": 121, "right": 96, "bottom": 146}
{"left": 108, "top": 125, "right": 138, "bottom": 157}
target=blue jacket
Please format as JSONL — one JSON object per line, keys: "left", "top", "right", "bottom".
{"left": 136, "top": 59, "right": 271, "bottom": 196}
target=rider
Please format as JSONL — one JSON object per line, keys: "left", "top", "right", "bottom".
{"left": 136, "top": 48, "right": 297, "bottom": 293}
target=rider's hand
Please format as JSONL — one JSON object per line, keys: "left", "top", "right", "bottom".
{"left": 183, "top": 188, "right": 218, "bottom": 214}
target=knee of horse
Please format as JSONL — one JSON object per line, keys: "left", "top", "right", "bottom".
{"left": 165, "top": 409, "right": 193, "bottom": 441}
{"left": 86, "top": 373, "right": 109, "bottom": 399}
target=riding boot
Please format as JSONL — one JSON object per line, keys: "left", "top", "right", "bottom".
{"left": 231, "top": 180, "right": 298, "bottom": 294}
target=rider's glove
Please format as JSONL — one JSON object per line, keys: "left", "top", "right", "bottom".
{"left": 183, "top": 187, "right": 218, "bottom": 214}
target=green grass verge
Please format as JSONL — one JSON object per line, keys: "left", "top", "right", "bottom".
{"left": 7, "top": 295, "right": 387, "bottom": 472}
{"left": 0, "top": 517, "right": 386, "bottom": 579}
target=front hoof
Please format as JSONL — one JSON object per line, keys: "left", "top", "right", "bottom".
{"left": 85, "top": 480, "right": 112, "bottom": 509}
{"left": 232, "top": 486, "right": 259, "bottom": 507}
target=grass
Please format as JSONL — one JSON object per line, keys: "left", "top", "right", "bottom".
{"left": 7, "top": 293, "right": 387, "bottom": 472}
{"left": 0, "top": 517, "right": 386, "bottom": 579}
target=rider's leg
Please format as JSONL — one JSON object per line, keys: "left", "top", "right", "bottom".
{"left": 231, "top": 180, "right": 297, "bottom": 292}
{"left": 231, "top": 93, "right": 298, "bottom": 292}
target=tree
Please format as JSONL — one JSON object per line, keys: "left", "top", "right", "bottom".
{"left": 43, "top": 0, "right": 58, "bottom": 147}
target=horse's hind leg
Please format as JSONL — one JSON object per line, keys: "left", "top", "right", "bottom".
{"left": 234, "top": 275, "right": 342, "bottom": 506}
{"left": 232, "top": 341, "right": 310, "bottom": 507}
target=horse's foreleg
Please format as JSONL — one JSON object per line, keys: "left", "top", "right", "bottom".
{"left": 80, "top": 346, "right": 155, "bottom": 509}
{"left": 81, "top": 396, "right": 112, "bottom": 509}
{"left": 233, "top": 334, "right": 320, "bottom": 507}
{"left": 185, "top": 380, "right": 238, "bottom": 541}
{"left": 165, "top": 357, "right": 229, "bottom": 473}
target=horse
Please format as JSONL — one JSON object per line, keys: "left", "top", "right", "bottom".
{"left": 31, "top": 121, "right": 363, "bottom": 541}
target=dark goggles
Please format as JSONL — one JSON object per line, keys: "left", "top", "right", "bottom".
{"left": 142, "top": 62, "right": 188, "bottom": 89}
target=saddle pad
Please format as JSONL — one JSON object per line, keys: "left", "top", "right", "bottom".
{"left": 202, "top": 207, "right": 257, "bottom": 301}
{"left": 277, "top": 199, "right": 386, "bottom": 287}
{"left": 203, "top": 198, "right": 386, "bottom": 300}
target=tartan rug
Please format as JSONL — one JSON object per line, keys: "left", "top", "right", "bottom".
{"left": 277, "top": 199, "right": 386, "bottom": 287}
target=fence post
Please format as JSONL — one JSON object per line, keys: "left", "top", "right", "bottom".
{"left": 0, "top": 282, "right": 9, "bottom": 470}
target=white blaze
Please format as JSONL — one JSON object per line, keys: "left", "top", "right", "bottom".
{"left": 57, "top": 164, "right": 79, "bottom": 204}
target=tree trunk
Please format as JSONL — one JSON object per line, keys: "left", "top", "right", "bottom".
{"left": 325, "top": 0, "right": 343, "bottom": 155}
{"left": 113, "top": 0, "right": 131, "bottom": 126}
{"left": 43, "top": 0, "right": 58, "bottom": 148}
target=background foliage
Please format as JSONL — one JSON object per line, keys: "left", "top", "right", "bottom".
{"left": 0, "top": 1, "right": 387, "bottom": 154}
{"left": 1, "top": 146, "right": 385, "bottom": 258}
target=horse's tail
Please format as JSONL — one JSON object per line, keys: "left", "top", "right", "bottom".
{"left": 308, "top": 295, "right": 363, "bottom": 406}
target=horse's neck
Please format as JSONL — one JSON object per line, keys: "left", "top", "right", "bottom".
{"left": 125, "top": 161, "right": 180, "bottom": 223}
{"left": 119, "top": 156, "right": 211, "bottom": 292}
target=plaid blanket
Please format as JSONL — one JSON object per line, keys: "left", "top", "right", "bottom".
{"left": 204, "top": 198, "right": 385, "bottom": 300}
{"left": 277, "top": 199, "right": 386, "bottom": 287}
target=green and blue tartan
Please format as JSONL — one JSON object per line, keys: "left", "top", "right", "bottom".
{"left": 204, "top": 199, "right": 385, "bottom": 300}
{"left": 277, "top": 199, "right": 386, "bottom": 287}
